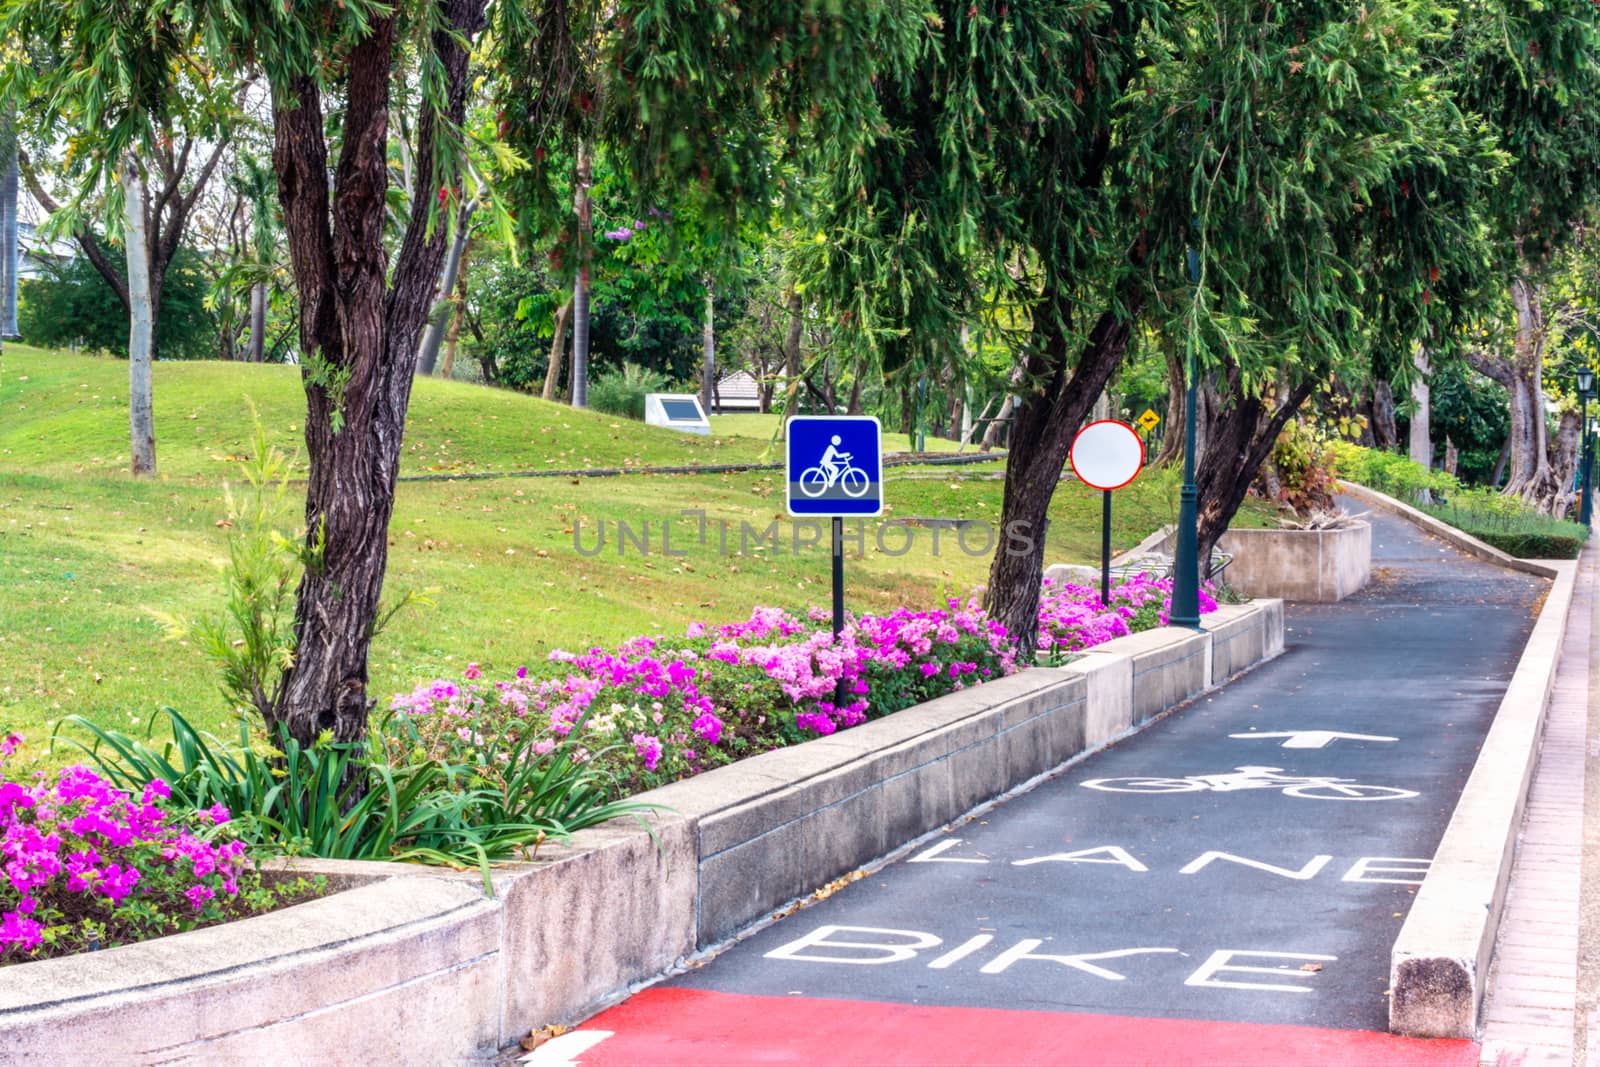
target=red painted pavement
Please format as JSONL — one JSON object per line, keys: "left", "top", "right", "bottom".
{"left": 560, "top": 988, "right": 1479, "bottom": 1066}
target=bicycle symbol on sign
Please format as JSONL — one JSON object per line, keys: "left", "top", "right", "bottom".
{"left": 799, "top": 434, "right": 871, "bottom": 499}
{"left": 1080, "top": 765, "right": 1417, "bottom": 802}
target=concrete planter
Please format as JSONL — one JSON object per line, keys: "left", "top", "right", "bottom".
{"left": 0, "top": 601, "right": 1285, "bottom": 1063}
{"left": 1212, "top": 521, "right": 1372, "bottom": 602}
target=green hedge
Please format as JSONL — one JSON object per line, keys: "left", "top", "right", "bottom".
{"left": 1465, "top": 530, "right": 1585, "bottom": 559}
{"left": 1332, "top": 441, "right": 1588, "bottom": 559}
{"left": 1418, "top": 504, "right": 1588, "bottom": 559}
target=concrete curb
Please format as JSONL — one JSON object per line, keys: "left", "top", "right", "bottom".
{"left": 0, "top": 603, "right": 1284, "bottom": 1062}
{"left": 1338, "top": 481, "right": 1561, "bottom": 578}
{"left": 1388, "top": 557, "right": 1576, "bottom": 1038}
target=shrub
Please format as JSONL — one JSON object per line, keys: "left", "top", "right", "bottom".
{"left": 57, "top": 709, "right": 652, "bottom": 892}
{"left": 392, "top": 581, "right": 1219, "bottom": 794}
{"left": 19, "top": 249, "right": 218, "bottom": 361}
{"left": 1271, "top": 420, "right": 1338, "bottom": 513}
{"left": 588, "top": 362, "right": 674, "bottom": 420}
{"left": 0, "top": 734, "right": 321, "bottom": 965}
{"left": 1328, "top": 440, "right": 1459, "bottom": 502}
{"left": 1331, "top": 443, "right": 1588, "bottom": 559}
{"left": 1420, "top": 489, "right": 1588, "bottom": 559}
{"left": 1037, "top": 573, "right": 1219, "bottom": 664}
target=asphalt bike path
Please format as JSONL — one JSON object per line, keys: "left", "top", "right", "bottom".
{"left": 539, "top": 508, "right": 1545, "bottom": 1065}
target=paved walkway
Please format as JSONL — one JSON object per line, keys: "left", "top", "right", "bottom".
{"left": 531, "top": 511, "right": 1552, "bottom": 1065}
{"left": 1480, "top": 543, "right": 1592, "bottom": 1066}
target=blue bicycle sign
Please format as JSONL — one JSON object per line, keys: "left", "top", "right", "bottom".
{"left": 787, "top": 416, "right": 883, "bottom": 517}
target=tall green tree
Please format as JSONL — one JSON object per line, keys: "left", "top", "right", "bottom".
{"left": 1, "top": 0, "right": 926, "bottom": 743}
{"left": 1135, "top": 0, "right": 1505, "bottom": 566}
{"left": 1451, "top": 0, "right": 1600, "bottom": 514}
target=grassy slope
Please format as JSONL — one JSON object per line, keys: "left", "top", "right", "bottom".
{"left": 0, "top": 345, "right": 1266, "bottom": 760}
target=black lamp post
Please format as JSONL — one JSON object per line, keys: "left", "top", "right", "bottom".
{"left": 1170, "top": 246, "right": 1203, "bottom": 629}
{"left": 1589, "top": 416, "right": 1598, "bottom": 526}
{"left": 1580, "top": 367, "right": 1594, "bottom": 527}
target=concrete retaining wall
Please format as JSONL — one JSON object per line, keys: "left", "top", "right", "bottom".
{"left": 0, "top": 601, "right": 1283, "bottom": 1062}
{"left": 1388, "top": 559, "right": 1577, "bottom": 1038}
{"left": 1215, "top": 521, "right": 1372, "bottom": 601}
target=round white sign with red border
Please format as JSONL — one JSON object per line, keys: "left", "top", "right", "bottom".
{"left": 1070, "top": 420, "right": 1145, "bottom": 490}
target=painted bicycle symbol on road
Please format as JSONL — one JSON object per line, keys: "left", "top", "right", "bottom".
{"left": 1080, "top": 765, "right": 1417, "bottom": 801}
{"left": 798, "top": 434, "right": 871, "bottom": 499}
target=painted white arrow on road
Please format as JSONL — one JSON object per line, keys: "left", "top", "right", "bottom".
{"left": 1229, "top": 731, "right": 1398, "bottom": 750}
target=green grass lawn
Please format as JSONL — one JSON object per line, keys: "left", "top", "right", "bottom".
{"left": 0, "top": 344, "right": 1266, "bottom": 765}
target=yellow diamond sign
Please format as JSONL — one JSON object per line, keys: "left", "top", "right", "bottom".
{"left": 1137, "top": 409, "right": 1161, "bottom": 432}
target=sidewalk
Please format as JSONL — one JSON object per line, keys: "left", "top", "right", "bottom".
{"left": 1478, "top": 537, "right": 1593, "bottom": 1062}
{"left": 1479, "top": 538, "right": 1593, "bottom": 1066}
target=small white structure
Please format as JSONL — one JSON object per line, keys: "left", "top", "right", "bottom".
{"left": 714, "top": 370, "right": 766, "bottom": 413}
{"left": 645, "top": 393, "right": 711, "bottom": 436}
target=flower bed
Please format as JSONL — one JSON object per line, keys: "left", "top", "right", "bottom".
{"left": 0, "top": 734, "right": 320, "bottom": 965}
{"left": 392, "top": 575, "right": 1217, "bottom": 795}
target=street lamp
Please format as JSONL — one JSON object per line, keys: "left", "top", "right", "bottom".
{"left": 1170, "top": 245, "right": 1203, "bottom": 629}
{"left": 1579, "top": 368, "right": 1594, "bottom": 527}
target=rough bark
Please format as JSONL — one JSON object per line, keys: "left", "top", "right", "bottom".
{"left": 121, "top": 155, "right": 156, "bottom": 477}
{"left": 983, "top": 282, "right": 1144, "bottom": 657}
{"left": 570, "top": 140, "right": 593, "bottom": 408}
{"left": 1194, "top": 373, "right": 1317, "bottom": 574}
{"left": 271, "top": 1, "right": 486, "bottom": 745}
{"left": 542, "top": 298, "right": 572, "bottom": 401}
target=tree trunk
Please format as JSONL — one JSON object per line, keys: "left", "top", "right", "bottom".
{"left": 1370, "top": 380, "right": 1398, "bottom": 451}
{"left": 981, "top": 393, "right": 1014, "bottom": 452}
{"left": 701, "top": 277, "right": 715, "bottom": 413}
{"left": 1490, "top": 433, "right": 1511, "bottom": 487}
{"left": 247, "top": 282, "right": 267, "bottom": 362}
{"left": 898, "top": 373, "right": 914, "bottom": 440}
{"left": 416, "top": 200, "right": 474, "bottom": 376}
{"left": 439, "top": 264, "right": 467, "bottom": 380}
{"left": 1503, "top": 278, "right": 1546, "bottom": 496}
{"left": 983, "top": 283, "right": 1143, "bottom": 657}
{"left": 1443, "top": 436, "right": 1459, "bottom": 477}
{"left": 122, "top": 154, "right": 157, "bottom": 477}
{"left": 0, "top": 111, "right": 17, "bottom": 339}
{"left": 570, "top": 141, "right": 593, "bottom": 408}
{"left": 778, "top": 287, "right": 803, "bottom": 439}
{"left": 270, "top": 1, "right": 485, "bottom": 745}
{"left": 1409, "top": 349, "right": 1432, "bottom": 469}
{"left": 542, "top": 299, "right": 572, "bottom": 401}
{"left": 1194, "top": 373, "right": 1317, "bottom": 574}
{"left": 1155, "top": 345, "right": 1185, "bottom": 466}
